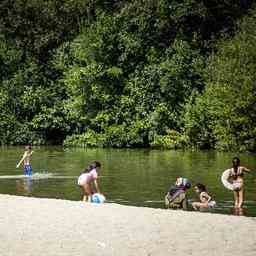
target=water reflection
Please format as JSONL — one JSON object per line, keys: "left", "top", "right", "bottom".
{"left": 0, "top": 147, "right": 255, "bottom": 217}
{"left": 233, "top": 207, "right": 245, "bottom": 216}
{"left": 16, "top": 178, "right": 33, "bottom": 194}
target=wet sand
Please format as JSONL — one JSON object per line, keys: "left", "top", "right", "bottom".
{"left": 0, "top": 194, "right": 256, "bottom": 256}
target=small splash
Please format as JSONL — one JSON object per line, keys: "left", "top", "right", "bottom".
{"left": 0, "top": 173, "right": 78, "bottom": 180}
{"left": 0, "top": 175, "right": 25, "bottom": 179}
{"left": 29, "top": 172, "right": 54, "bottom": 180}
{"left": 0, "top": 172, "right": 54, "bottom": 180}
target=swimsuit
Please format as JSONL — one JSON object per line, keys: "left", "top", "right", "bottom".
{"left": 24, "top": 164, "right": 32, "bottom": 176}
{"left": 228, "top": 167, "right": 244, "bottom": 190}
{"left": 200, "top": 192, "right": 216, "bottom": 208}
{"left": 229, "top": 167, "right": 244, "bottom": 179}
{"left": 78, "top": 168, "right": 98, "bottom": 186}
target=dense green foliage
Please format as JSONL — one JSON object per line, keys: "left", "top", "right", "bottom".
{"left": 184, "top": 11, "right": 256, "bottom": 151}
{"left": 0, "top": 0, "right": 255, "bottom": 151}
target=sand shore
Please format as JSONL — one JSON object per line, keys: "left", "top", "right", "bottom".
{"left": 0, "top": 194, "right": 255, "bottom": 256}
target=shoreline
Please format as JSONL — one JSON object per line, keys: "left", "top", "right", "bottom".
{"left": 1, "top": 194, "right": 256, "bottom": 256}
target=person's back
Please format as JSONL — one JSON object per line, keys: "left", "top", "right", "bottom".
{"left": 165, "top": 191, "right": 187, "bottom": 210}
{"left": 227, "top": 157, "right": 251, "bottom": 208}
{"left": 77, "top": 168, "right": 98, "bottom": 186}
{"left": 165, "top": 177, "right": 190, "bottom": 210}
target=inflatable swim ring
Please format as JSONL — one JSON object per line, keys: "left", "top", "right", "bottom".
{"left": 221, "top": 169, "right": 242, "bottom": 191}
{"left": 91, "top": 193, "right": 106, "bottom": 204}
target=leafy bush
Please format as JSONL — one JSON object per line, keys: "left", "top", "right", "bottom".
{"left": 184, "top": 10, "right": 256, "bottom": 151}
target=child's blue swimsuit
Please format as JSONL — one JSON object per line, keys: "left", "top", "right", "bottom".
{"left": 24, "top": 165, "right": 32, "bottom": 176}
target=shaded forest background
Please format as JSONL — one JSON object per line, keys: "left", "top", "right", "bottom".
{"left": 0, "top": 0, "right": 255, "bottom": 151}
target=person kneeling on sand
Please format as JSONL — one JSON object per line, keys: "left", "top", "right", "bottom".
{"left": 165, "top": 177, "right": 191, "bottom": 210}
{"left": 77, "top": 161, "right": 102, "bottom": 202}
{"left": 192, "top": 183, "right": 216, "bottom": 210}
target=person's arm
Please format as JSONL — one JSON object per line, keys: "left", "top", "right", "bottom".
{"left": 94, "top": 179, "right": 100, "bottom": 193}
{"left": 204, "top": 192, "right": 211, "bottom": 203}
{"left": 16, "top": 152, "right": 26, "bottom": 168}
{"left": 242, "top": 166, "right": 251, "bottom": 173}
{"left": 206, "top": 194, "right": 212, "bottom": 203}
{"left": 201, "top": 192, "right": 211, "bottom": 203}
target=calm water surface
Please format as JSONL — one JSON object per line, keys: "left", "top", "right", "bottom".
{"left": 0, "top": 146, "right": 255, "bottom": 216}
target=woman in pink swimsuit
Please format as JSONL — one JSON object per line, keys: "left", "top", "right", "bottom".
{"left": 78, "top": 161, "right": 101, "bottom": 202}
{"left": 228, "top": 157, "right": 251, "bottom": 208}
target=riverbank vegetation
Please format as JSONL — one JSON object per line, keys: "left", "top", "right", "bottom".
{"left": 0, "top": 1, "right": 255, "bottom": 151}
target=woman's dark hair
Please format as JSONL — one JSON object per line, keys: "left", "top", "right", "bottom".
{"left": 195, "top": 183, "right": 206, "bottom": 192}
{"left": 88, "top": 161, "right": 101, "bottom": 170}
{"left": 83, "top": 161, "right": 101, "bottom": 173}
{"left": 232, "top": 157, "right": 240, "bottom": 169}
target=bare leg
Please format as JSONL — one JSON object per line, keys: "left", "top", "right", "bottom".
{"left": 192, "top": 202, "right": 208, "bottom": 210}
{"left": 80, "top": 184, "right": 92, "bottom": 202}
{"left": 233, "top": 191, "right": 239, "bottom": 208}
{"left": 192, "top": 202, "right": 198, "bottom": 210}
{"left": 82, "top": 195, "right": 92, "bottom": 202}
{"left": 233, "top": 207, "right": 244, "bottom": 216}
{"left": 238, "top": 189, "right": 244, "bottom": 208}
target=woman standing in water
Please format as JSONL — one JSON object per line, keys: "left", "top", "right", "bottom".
{"left": 16, "top": 145, "right": 33, "bottom": 176}
{"left": 227, "top": 157, "right": 251, "bottom": 208}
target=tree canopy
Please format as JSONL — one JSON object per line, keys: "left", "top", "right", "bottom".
{"left": 0, "top": 0, "right": 255, "bottom": 151}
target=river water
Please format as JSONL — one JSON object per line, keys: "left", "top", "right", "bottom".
{"left": 0, "top": 146, "right": 255, "bottom": 216}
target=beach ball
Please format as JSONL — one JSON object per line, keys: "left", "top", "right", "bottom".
{"left": 91, "top": 193, "right": 106, "bottom": 204}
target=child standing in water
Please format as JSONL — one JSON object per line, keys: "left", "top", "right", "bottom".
{"left": 192, "top": 183, "right": 216, "bottom": 210}
{"left": 78, "top": 161, "right": 101, "bottom": 202}
{"left": 16, "top": 145, "right": 33, "bottom": 176}
{"left": 227, "top": 157, "right": 251, "bottom": 208}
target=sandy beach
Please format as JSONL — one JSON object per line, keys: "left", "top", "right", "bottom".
{"left": 0, "top": 194, "right": 255, "bottom": 256}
